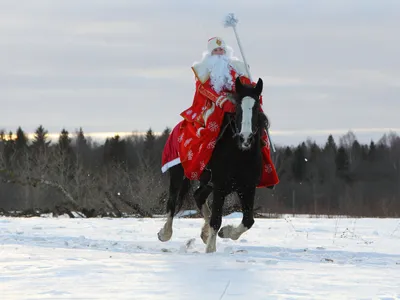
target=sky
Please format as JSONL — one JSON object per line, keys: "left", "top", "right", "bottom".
{"left": 1, "top": 0, "right": 399, "bottom": 146}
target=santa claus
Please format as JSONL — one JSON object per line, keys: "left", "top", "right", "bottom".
{"left": 161, "top": 36, "right": 279, "bottom": 188}
{"left": 180, "top": 36, "right": 250, "bottom": 132}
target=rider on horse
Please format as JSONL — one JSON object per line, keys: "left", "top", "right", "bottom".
{"left": 161, "top": 36, "right": 279, "bottom": 189}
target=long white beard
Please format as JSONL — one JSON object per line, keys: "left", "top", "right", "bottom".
{"left": 204, "top": 55, "right": 233, "bottom": 94}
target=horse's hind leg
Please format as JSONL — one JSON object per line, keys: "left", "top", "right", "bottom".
{"left": 158, "top": 208, "right": 174, "bottom": 242}
{"left": 218, "top": 186, "right": 255, "bottom": 240}
{"left": 158, "top": 165, "right": 184, "bottom": 242}
{"left": 193, "top": 171, "right": 213, "bottom": 244}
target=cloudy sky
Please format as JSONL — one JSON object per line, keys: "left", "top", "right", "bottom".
{"left": 1, "top": 0, "right": 399, "bottom": 146}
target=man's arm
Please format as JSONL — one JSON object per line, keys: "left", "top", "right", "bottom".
{"left": 196, "top": 79, "right": 235, "bottom": 112}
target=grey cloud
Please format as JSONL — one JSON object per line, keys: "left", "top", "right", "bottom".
{"left": 265, "top": 85, "right": 399, "bottom": 134}
{"left": 1, "top": 0, "right": 399, "bottom": 144}
{"left": 0, "top": 72, "right": 185, "bottom": 89}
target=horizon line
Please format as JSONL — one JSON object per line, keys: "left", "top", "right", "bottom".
{"left": 1, "top": 127, "right": 399, "bottom": 142}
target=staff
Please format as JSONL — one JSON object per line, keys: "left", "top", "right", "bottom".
{"left": 223, "top": 13, "right": 276, "bottom": 153}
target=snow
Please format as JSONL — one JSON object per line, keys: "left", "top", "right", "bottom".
{"left": 1, "top": 214, "right": 400, "bottom": 299}
{"left": 175, "top": 209, "right": 198, "bottom": 218}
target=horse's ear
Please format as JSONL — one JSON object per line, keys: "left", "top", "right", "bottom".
{"left": 254, "top": 78, "right": 263, "bottom": 96}
{"left": 235, "top": 76, "right": 243, "bottom": 94}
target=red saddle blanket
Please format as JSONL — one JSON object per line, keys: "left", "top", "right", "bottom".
{"left": 161, "top": 120, "right": 279, "bottom": 188}
{"left": 161, "top": 120, "right": 183, "bottom": 173}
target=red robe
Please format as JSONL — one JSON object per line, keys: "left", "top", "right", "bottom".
{"left": 161, "top": 120, "right": 183, "bottom": 173}
{"left": 162, "top": 61, "right": 279, "bottom": 188}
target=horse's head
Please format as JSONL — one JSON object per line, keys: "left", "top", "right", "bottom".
{"left": 232, "top": 76, "right": 266, "bottom": 151}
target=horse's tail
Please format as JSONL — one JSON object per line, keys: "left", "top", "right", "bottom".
{"left": 167, "top": 164, "right": 193, "bottom": 216}
{"left": 175, "top": 177, "right": 192, "bottom": 215}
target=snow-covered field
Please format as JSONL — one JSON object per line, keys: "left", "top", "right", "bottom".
{"left": 1, "top": 214, "right": 400, "bottom": 299}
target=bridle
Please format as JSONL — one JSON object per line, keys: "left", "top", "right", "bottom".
{"left": 230, "top": 116, "right": 259, "bottom": 142}
{"left": 227, "top": 96, "right": 261, "bottom": 144}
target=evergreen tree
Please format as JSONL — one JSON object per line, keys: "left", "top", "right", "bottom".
{"left": 324, "top": 134, "right": 337, "bottom": 154}
{"left": 74, "top": 127, "right": 92, "bottom": 167}
{"left": 12, "top": 127, "right": 29, "bottom": 166}
{"left": 58, "top": 128, "right": 72, "bottom": 153}
{"left": 104, "top": 135, "right": 126, "bottom": 164}
{"left": 284, "top": 146, "right": 293, "bottom": 158}
{"left": 361, "top": 144, "right": 369, "bottom": 160}
{"left": 1, "top": 122, "right": 400, "bottom": 217}
{"left": 76, "top": 127, "right": 88, "bottom": 151}
{"left": 335, "top": 146, "right": 349, "bottom": 173}
{"left": 309, "top": 142, "right": 321, "bottom": 161}
{"left": 273, "top": 146, "right": 293, "bottom": 181}
{"left": 144, "top": 128, "right": 156, "bottom": 153}
{"left": 0, "top": 129, "right": 5, "bottom": 153}
{"left": 351, "top": 140, "right": 362, "bottom": 158}
{"left": 292, "top": 145, "right": 307, "bottom": 182}
{"left": 3, "top": 131, "right": 15, "bottom": 167}
{"left": 161, "top": 127, "right": 171, "bottom": 138}
{"left": 0, "top": 129, "right": 5, "bottom": 141}
{"left": 376, "top": 143, "right": 388, "bottom": 162}
{"left": 143, "top": 128, "right": 157, "bottom": 168}
{"left": 31, "top": 125, "right": 51, "bottom": 152}
{"left": 368, "top": 141, "right": 377, "bottom": 162}
{"left": 15, "top": 127, "right": 28, "bottom": 151}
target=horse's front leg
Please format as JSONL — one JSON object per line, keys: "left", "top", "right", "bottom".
{"left": 205, "top": 187, "right": 226, "bottom": 253}
{"left": 218, "top": 185, "right": 255, "bottom": 240}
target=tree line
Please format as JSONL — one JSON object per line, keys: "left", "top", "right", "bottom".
{"left": 0, "top": 126, "right": 399, "bottom": 218}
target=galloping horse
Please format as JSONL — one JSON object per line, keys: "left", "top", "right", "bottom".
{"left": 158, "top": 77, "right": 268, "bottom": 253}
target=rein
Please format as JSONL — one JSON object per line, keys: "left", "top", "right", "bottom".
{"left": 215, "top": 95, "right": 262, "bottom": 145}
{"left": 226, "top": 112, "right": 260, "bottom": 143}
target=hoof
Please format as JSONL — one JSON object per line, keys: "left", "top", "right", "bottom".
{"left": 200, "top": 224, "right": 210, "bottom": 244}
{"left": 205, "top": 228, "right": 217, "bottom": 253}
{"left": 205, "top": 244, "right": 216, "bottom": 253}
{"left": 218, "top": 225, "right": 232, "bottom": 239}
{"left": 218, "top": 225, "right": 240, "bottom": 240}
{"left": 157, "top": 228, "right": 172, "bottom": 242}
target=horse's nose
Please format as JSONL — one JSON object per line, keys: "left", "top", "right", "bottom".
{"left": 242, "top": 140, "right": 251, "bottom": 149}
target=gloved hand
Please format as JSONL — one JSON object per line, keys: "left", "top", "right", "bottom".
{"left": 216, "top": 93, "right": 236, "bottom": 112}
{"left": 222, "top": 100, "right": 236, "bottom": 113}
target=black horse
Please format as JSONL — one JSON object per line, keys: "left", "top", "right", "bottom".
{"left": 158, "top": 77, "right": 269, "bottom": 253}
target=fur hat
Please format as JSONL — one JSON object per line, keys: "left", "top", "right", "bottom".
{"left": 207, "top": 37, "right": 226, "bottom": 53}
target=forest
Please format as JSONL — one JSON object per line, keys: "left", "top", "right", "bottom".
{"left": 1, "top": 125, "right": 399, "bottom": 218}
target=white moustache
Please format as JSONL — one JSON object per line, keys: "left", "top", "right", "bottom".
{"left": 205, "top": 55, "right": 233, "bottom": 94}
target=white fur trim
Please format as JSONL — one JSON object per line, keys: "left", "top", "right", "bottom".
{"left": 192, "top": 62, "right": 209, "bottom": 84}
{"left": 161, "top": 157, "right": 181, "bottom": 173}
{"left": 207, "top": 37, "right": 226, "bottom": 53}
{"left": 230, "top": 60, "right": 248, "bottom": 77}
{"left": 203, "top": 103, "right": 215, "bottom": 125}
{"left": 216, "top": 95, "right": 227, "bottom": 108}
{"left": 196, "top": 127, "right": 205, "bottom": 137}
